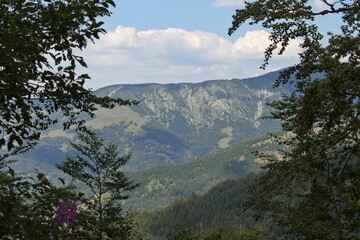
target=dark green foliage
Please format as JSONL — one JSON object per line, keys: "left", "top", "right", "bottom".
{"left": 166, "top": 225, "right": 271, "bottom": 240}
{"left": 168, "top": 228, "right": 200, "bottom": 240}
{"left": 1, "top": 1, "right": 141, "bottom": 239}
{"left": 136, "top": 174, "right": 272, "bottom": 240}
{"left": 0, "top": 165, "right": 75, "bottom": 239}
{"left": 230, "top": 1, "right": 360, "bottom": 239}
{"left": 0, "top": 131, "right": 139, "bottom": 239}
{"left": 0, "top": 0, "right": 137, "bottom": 155}
{"left": 140, "top": 178, "right": 248, "bottom": 237}
{"left": 58, "top": 131, "right": 139, "bottom": 239}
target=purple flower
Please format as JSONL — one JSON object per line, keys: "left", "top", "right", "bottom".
{"left": 52, "top": 200, "right": 77, "bottom": 233}
{"left": 69, "top": 201, "right": 77, "bottom": 232}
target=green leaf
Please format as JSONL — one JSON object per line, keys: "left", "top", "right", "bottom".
{"left": 8, "top": 167, "right": 15, "bottom": 177}
{"left": 58, "top": 177, "right": 65, "bottom": 186}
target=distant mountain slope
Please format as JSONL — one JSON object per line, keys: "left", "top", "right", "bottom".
{"left": 15, "top": 70, "right": 288, "bottom": 174}
{"left": 124, "top": 133, "right": 281, "bottom": 212}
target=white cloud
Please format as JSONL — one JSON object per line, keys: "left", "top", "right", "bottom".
{"left": 233, "top": 30, "right": 300, "bottom": 59}
{"left": 83, "top": 26, "right": 301, "bottom": 89}
{"left": 212, "top": 0, "right": 245, "bottom": 7}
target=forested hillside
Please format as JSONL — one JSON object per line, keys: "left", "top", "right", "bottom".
{"left": 125, "top": 133, "right": 282, "bottom": 211}
{"left": 137, "top": 177, "right": 251, "bottom": 238}
{"left": 133, "top": 173, "right": 275, "bottom": 240}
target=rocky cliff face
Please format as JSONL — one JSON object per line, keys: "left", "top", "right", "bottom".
{"left": 98, "top": 75, "right": 284, "bottom": 129}
{"left": 92, "top": 71, "right": 287, "bottom": 167}
{"left": 141, "top": 83, "right": 278, "bottom": 129}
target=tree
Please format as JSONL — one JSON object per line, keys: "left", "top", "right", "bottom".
{"left": 0, "top": 165, "right": 76, "bottom": 239}
{"left": 229, "top": 1, "right": 360, "bottom": 239}
{"left": 0, "top": 0, "right": 137, "bottom": 157}
{"left": 58, "top": 131, "right": 139, "bottom": 239}
{"left": 1, "top": 2, "right": 139, "bottom": 239}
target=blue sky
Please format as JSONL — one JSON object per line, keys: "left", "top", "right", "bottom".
{"left": 82, "top": 0, "right": 340, "bottom": 89}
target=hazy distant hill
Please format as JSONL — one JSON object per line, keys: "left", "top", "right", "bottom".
{"left": 14, "top": 70, "right": 288, "bottom": 176}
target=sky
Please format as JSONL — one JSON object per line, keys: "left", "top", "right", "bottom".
{"left": 82, "top": 0, "right": 341, "bottom": 90}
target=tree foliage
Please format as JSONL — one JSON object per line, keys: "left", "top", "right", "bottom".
{"left": 0, "top": 131, "right": 139, "bottom": 239}
{"left": 137, "top": 176, "right": 271, "bottom": 240}
{"left": 58, "top": 131, "right": 139, "bottom": 239}
{"left": 0, "top": 0, "right": 137, "bottom": 156}
{"left": 0, "top": 166, "right": 76, "bottom": 239}
{"left": 229, "top": 0, "right": 360, "bottom": 239}
{"left": 0, "top": 1, "right": 140, "bottom": 239}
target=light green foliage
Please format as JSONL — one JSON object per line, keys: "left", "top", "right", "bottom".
{"left": 58, "top": 131, "right": 139, "bottom": 239}
{"left": 217, "top": 126, "right": 234, "bottom": 149}
{"left": 230, "top": 0, "right": 360, "bottom": 239}
{"left": 86, "top": 106, "right": 149, "bottom": 133}
{"left": 0, "top": 0, "right": 137, "bottom": 155}
{"left": 146, "top": 178, "right": 166, "bottom": 192}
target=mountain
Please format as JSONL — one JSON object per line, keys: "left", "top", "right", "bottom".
{"left": 14, "top": 70, "right": 288, "bottom": 176}
{"left": 124, "top": 133, "right": 281, "bottom": 212}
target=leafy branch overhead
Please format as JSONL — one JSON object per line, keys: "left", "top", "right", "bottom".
{"left": 229, "top": 0, "right": 360, "bottom": 69}
{"left": 0, "top": 0, "right": 138, "bottom": 154}
{"left": 229, "top": 0, "right": 360, "bottom": 239}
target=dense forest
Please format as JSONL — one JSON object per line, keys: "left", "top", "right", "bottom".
{"left": 136, "top": 177, "right": 255, "bottom": 239}
{"left": 1, "top": 0, "right": 360, "bottom": 239}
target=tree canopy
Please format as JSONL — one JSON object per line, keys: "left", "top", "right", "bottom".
{"left": 229, "top": 0, "right": 360, "bottom": 239}
{"left": 0, "top": 1, "right": 142, "bottom": 239}
{"left": 0, "top": 0, "right": 137, "bottom": 156}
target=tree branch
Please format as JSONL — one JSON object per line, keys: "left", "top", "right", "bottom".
{"left": 322, "top": 0, "right": 336, "bottom": 11}
{"left": 312, "top": 6, "right": 359, "bottom": 16}
{"left": 338, "top": 143, "right": 359, "bottom": 178}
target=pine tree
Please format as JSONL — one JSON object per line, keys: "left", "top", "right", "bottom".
{"left": 58, "top": 131, "right": 139, "bottom": 239}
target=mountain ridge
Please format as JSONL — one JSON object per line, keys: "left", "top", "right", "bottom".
{"left": 15, "top": 69, "right": 288, "bottom": 175}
